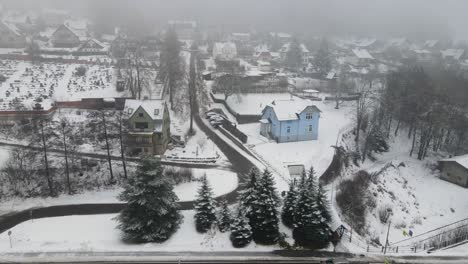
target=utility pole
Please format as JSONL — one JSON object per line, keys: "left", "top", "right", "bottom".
{"left": 384, "top": 220, "right": 391, "bottom": 254}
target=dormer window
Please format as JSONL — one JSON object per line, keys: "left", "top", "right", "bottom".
{"left": 127, "top": 108, "right": 133, "bottom": 114}
{"left": 305, "top": 112, "right": 313, "bottom": 119}
{"left": 154, "top": 109, "right": 160, "bottom": 116}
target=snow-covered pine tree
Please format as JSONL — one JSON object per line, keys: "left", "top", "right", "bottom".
{"left": 306, "top": 166, "right": 317, "bottom": 194}
{"left": 230, "top": 207, "right": 253, "bottom": 248}
{"left": 281, "top": 181, "right": 298, "bottom": 229}
{"left": 239, "top": 167, "right": 260, "bottom": 221}
{"left": 116, "top": 158, "right": 182, "bottom": 243}
{"left": 316, "top": 183, "right": 332, "bottom": 224}
{"left": 250, "top": 168, "right": 280, "bottom": 245}
{"left": 259, "top": 169, "right": 280, "bottom": 206}
{"left": 292, "top": 169, "right": 330, "bottom": 249}
{"left": 194, "top": 175, "right": 217, "bottom": 233}
{"left": 218, "top": 199, "right": 232, "bottom": 233}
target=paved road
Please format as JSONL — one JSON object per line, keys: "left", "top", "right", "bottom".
{"left": 1, "top": 251, "right": 468, "bottom": 264}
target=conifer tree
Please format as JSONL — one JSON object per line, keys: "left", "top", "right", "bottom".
{"left": 116, "top": 158, "right": 182, "bottom": 243}
{"left": 194, "top": 175, "right": 217, "bottom": 233}
{"left": 259, "top": 169, "right": 280, "bottom": 206}
{"left": 230, "top": 208, "right": 253, "bottom": 248}
{"left": 316, "top": 184, "right": 332, "bottom": 224}
{"left": 281, "top": 181, "right": 298, "bottom": 229}
{"left": 306, "top": 166, "right": 317, "bottom": 195}
{"left": 250, "top": 169, "right": 280, "bottom": 245}
{"left": 239, "top": 167, "right": 260, "bottom": 220}
{"left": 217, "top": 199, "right": 232, "bottom": 233}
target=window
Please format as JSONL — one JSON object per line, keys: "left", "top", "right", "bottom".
{"left": 286, "top": 126, "right": 291, "bottom": 133}
{"left": 138, "top": 112, "right": 144, "bottom": 117}
{"left": 306, "top": 112, "right": 313, "bottom": 119}
{"left": 307, "top": 125, "right": 313, "bottom": 132}
{"left": 154, "top": 109, "right": 160, "bottom": 116}
{"left": 127, "top": 108, "right": 133, "bottom": 114}
{"left": 135, "top": 122, "right": 148, "bottom": 129}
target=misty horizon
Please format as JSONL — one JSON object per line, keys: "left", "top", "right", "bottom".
{"left": 1, "top": 0, "right": 468, "bottom": 41}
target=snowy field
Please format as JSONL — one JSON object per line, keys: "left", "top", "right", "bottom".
{"left": 0, "top": 61, "right": 126, "bottom": 110}
{"left": 0, "top": 210, "right": 283, "bottom": 253}
{"left": 0, "top": 168, "right": 237, "bottom": 214}
{"left": 234, "top": 94, "right": 354, "bottom": 192}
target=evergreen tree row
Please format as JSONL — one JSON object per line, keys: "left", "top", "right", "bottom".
{"left": 282, "top": 166, "right": 332, "bottom": 249}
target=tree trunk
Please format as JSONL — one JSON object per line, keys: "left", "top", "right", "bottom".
{"left": 61, "top": 124, "right": 71, "bottom": 194}
{"left": 102, "top": 112, "right": 114, "bottom": 182}
{"left": 40, "top": 121, "right": 54, "bottom": 196}
{"left": 119, "top": 112, "right": 127, "bottom": 179}
{"left": 410, "top": 126, "right": 417, "bottom": 157}
{"left": 394, "top": 119, "right": 401, "bottom": 137}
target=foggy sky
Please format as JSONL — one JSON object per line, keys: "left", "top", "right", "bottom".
{"left": 1, "top": 0, "right": 468, "bottom": 41}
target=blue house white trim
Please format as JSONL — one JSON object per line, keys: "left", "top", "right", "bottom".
{"left": 259, "top": 99, "right": 321, "bottom": 143}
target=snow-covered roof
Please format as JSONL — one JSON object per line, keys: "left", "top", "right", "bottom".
{"left": 388, "top": 38, "right": 407, "bottom": 46}
{"left": 168, "top": 20, "right": 197, "bottom": 28}
{"left": 441, "top": 49, "right": 465, "bottom": 60}
{"left": 413, "top": 49, "right": 431, "bottom": 54}
{"left": 441, "top": 154, "right": 468, "bottom": 169}
{"left": 352, "top": 49, "right": 374, "bottom": 59}
{"left": 1, "top": 21, "right": 22, "bottom": 36}
{"left": 355, "top": 38, "right": 377, "bottom": 48}
{"left": 270, "top": 32, "right": 292, "bottom": 38}
{"left": 424, "top": 40, "right": 439, "bottom": 48}
{"left": 280, "top": 43, "right": 309, "bottom": 53}
{"left": 326, "top": 71, "right": 337, "bottom": 80}
{"left": 124, "top": 99, "right": 165, "bottom": 120}
{"left": 266, "top": 99, "right": 321, "bottom": 121}
{"left": 232, "top": 32, "right": 250, "bottom": 37}
{"left": 254, "top": 44, "right": 270, "bottom": 53}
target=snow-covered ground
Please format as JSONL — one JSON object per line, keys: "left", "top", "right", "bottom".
{"left": 213, "top": 93, "right": 294, "bottom": 115}
{"left": 0, "top": 210, "right": 283, "bottom": 253}
{"left": 0, "top": 168, "right": 237, "bottom": 214}
{"left": 336, "top": 132, "right": 468, "bottom": 248}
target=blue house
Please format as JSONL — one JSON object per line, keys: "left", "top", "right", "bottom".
{"left": 259, "top": 99, "right": 321, "bottom": 143}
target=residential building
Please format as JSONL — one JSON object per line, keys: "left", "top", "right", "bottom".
{"left": 439, "top": 155, "right": 468, "bottom": 188}
{"left": 260, "top": 99, "right": 321, "bottom": 143}
{"left": 50, "top": 24, "right": 81, "bottom": 48}
{"left": 124, "top": 99, "right": 171, "bottom": 156}
{"left": 0, "top": 21, "right": 26, "bottom": 48}
{"left": 76, "top": 39, "right": 109, "bottom": 54}
{"left": 213, "top": 42, "right": 237, "bottom": 60}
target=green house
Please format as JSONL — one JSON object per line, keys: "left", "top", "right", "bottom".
{"left": 124, "top": 99, "right": 171, "bottom": 156}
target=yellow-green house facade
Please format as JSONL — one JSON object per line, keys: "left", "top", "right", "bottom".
{"left": 124, "top": 99, "right": 170, "bottom": 156}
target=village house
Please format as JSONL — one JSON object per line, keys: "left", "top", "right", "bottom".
{"left": 253, "top": 44, "right": 272, "bottom": 61}
{"left": 259, "top": 99, "right": 321, "bottom": 143}
{"left": 440, "top": 49, "right": 465, "bottom": 62}
{"left": 279, "top": 42, "right": 310, "bottom": 65}
{"left": 50, "top": 24, "right": 81, "bottom": 48}
{"left": 213, "top": 42, "right": 237, "bottom": 60}
{"left": 75, "top": 39, "right": 109, "bottom": 55}
{"left": 438, "top": 155, "right": 468, "bottom": 188}
{"left": 351, "top": 48, "right": 374, "bottom": 66}
{"left": 0, "top": 21, "right": 26, "bottom": 48}
{"left": 124, "top": 99, "right": 171, "bottom": 156}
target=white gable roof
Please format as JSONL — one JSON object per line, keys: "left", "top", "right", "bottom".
{"left": 124, "top": 99, "right": 165, "bottom": 120}
{"left": 441, "top": 154, "right": 468, "bottom": 169}
{"left": 266, "top": 99, "right": 320, "bottom": 121}
{"left": 352, "top": 48, "right": 374, "bottom": 59}
{"left": 441, "top": 49, "right": 464, "bottom": 60}
{"left": 213, "top": 42, "right": 237, "bottom": 60}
